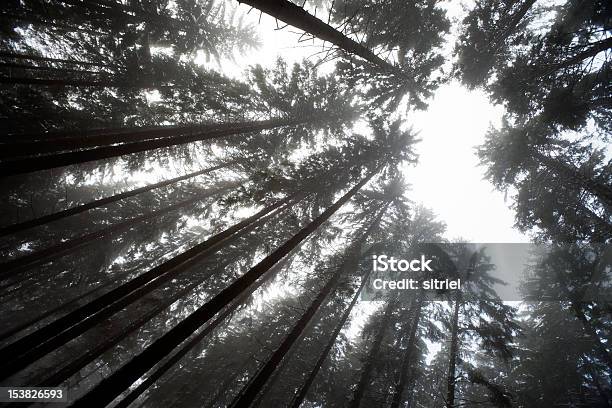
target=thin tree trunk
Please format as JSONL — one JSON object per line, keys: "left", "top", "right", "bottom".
{"left": 0, "top": 182, "right": 238, "bottom": 278}
{"left": 0, "top": 276, "right": 118, "bottom": 342}
{"left": 0, "top": 192, "right": 292, "bottom": 380}
{"left": 446, "top": 298, "right": 461, "bottom": 408}
{"left": 0, "top": 162, "right": 232, "bottom": 236}
{"left": 532, "top": 150, "right": 612, "bottom": 207}
{"left": 35, "top": 256, "right": 236, "bottom": 387}
{"left": 249, "top": 339, "right": 299, "bottom": 408}
{"left": 203, "top": 365, "right": 250, "bottom": 408}
{"left": 490, "top": 0, "right": 536, "bottom": 52}
{"left": 350, "top": 296, "right": 396, "bottom": 408}
{"left": 34, "top": 204, "right": 290, "bottom": 387}
{"left": 390, "top": 292, "right": 424, "bottom": 408}
{"left": 0, "top": 62, "right": 100, "bottom": 75}
{"left": 289, "top": 262, "right": 374, "bottom": 408}
{"left": 230, "top": 208, "right": 385, "bottom": 407}
{"left": 57, "top": 0, "right": 177, "bottom": 27}
{"left": 1, "top": 122, "right": 250, "bottom": 144}
{"left": 0, "top": 118, "right": 317, "bottom": 176}
{"left": 548, "top": 37, "right": 612, "bottom": 73}
{"left": 114, "top": 254, "right": 296, "bottom": 408}
{"left": 237, "top": 0, "right": 398, "bottom": 73}
{"left": 0, "top": 76, "right": 177, "bottom": 89}
{"left": 69, "top": 169, "right": 379, "bottom": 408}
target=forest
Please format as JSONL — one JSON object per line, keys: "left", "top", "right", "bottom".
{"left": 0, "top": 0, "right": 610, "bottom": 407}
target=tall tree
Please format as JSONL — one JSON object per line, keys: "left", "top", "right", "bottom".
{"left": 69, "top": 168, "right": 380, "bottom": 407}
{"left": 0, "top": 162, "right": 232, "bottom": 236}
{"left": 236, "top": 0, "right": 397, "bottom": 71}
{"left": 230, "top": 202, "right": 389, "bottom": 406}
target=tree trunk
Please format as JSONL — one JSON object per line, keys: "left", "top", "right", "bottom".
{"left": 577, "top": 203, "right": 612, "bottom": 242}
{"left": 0, "top": 76, "right": 178, "bottom": 89}
{"left": 34, "top": 205, "right": 293, "bottom": 387}
{"left": 1, "top": 121, "right": 302, "bottom": 157}
{"left": 0, "top": 162, "right": 233, "bottom": 237}
{"left": 114, "top": 255, "right": 296, "bottom": 408}
{"left": 69, "top": 169, "right": 379, "bottom": 408}
{"left": 1, "top": 124, "right": 201, "bottom": 156}
{"left": 203, "top": 366, "right": 249, "bottom": 408}
{"left": 0, "top": 181, "right": 239, "bottom": 278}
{"left": 446, "top": 298, "right": 461, "bottom": 408}
{"left": 35, "top": 256, "right": 240, "bottom": 387}
{"left": 532, "top": 150, "right": 612, "bottom": 208}
{"left": 0, "top": 192, "right": 291, "bottom": 380}
{"left": 230, "top": 208, "right": 385, "bottom": 407}
{"left": 390, "top": 293, "right": 424, "bottom": 408}
{"left": 57, "top": 0, "right": 178, "bottom": 27}
{"left": 350, "top": 296, "right": 396, "bottom": 408}
{"left": 548, "top": 37, "right": 612, "bottom": 73}
{"left": 490, "top": 0, "right": 536, "bottom": 52}
{"left": 0, "top": 51, "right": 110, "bottom": 68}
{"left": 289, "top": 261, "right": 375, "bottom": 408}
{"left": 0, "top": 118, "right": 317, "bottom": 176}
{"left": 0, "top": 62, "right": 100, "bottom": 75}
{"left": 237, "top": 0, "right": 398, "bottom": 73}
{"left": 249, "top": 330, "right": 301, "bottom": 408}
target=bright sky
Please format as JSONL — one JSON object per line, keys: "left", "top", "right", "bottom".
{"left": 408, "top": 83, "right": 528, "bottom": 242}
{"left": 204, "top": 1, "right": 530, "bottom": 244}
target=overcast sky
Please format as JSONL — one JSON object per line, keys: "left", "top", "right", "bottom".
{"left": 208, "top": 2, "right": 530, "bottom": 244}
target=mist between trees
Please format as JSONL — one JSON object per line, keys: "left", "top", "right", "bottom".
{"left": 0, "top": 0, "right": 610, "bottom": 407}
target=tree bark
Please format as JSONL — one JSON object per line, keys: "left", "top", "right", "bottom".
{"left": 289, "top": 261, "right": 375, "bottom": 408}
{"left": 578, "top": 203, "right": 612, "bottom": 242}
{"left": 390, "top": 293, "right": 424, "bottom": 408}
{"left": 230, "top": 265, "right": 343, "bottom": 407}
{"left": 0, "top": 162, "right": 233, "bottom": 236}
{"left": 350, "top": 296, "right": 396, "bottom": 408}
{"left": 1, "top": 124, "right": 223, "bottom": 156}
{"left": 0, "top": 192, "right": 291, "bottom": 380}
{"left": 231, "top": 208, "right": 386, "bottom": 407}
{"left": 237, "top": 0, "right": 398, "bottom": 73}
{"left": 446, "top": 298, "right": 461, "bottom": 408}
{"left": 35, "top": 256, "right": 239, "bottom": 387}
{"left": 0, "top": 51, "right": 110, "bottom": 68}
{"left": 115, "top": 255, "right": 296, "bottom": 408}
{"left": 34, "top": 204, "right": 292, "bottom": 387}
{"left": 68, "top": 169, "right": 378, "bottom": 408}
{"left": 0, "top": 117, "right": 317, "bottom": 176}
{"left": 548, "top": 37, "right": 612, "bottom": 73}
